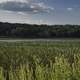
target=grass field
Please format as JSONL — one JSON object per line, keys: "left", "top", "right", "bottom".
{"left": 0, "top": 41, "right": 80, "bottom": 80}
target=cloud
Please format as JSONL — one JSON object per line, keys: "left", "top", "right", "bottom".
{"left": 0, "top": 0, "right": 30, "bottom": 3}
{"left": 0, "top": 0, "right": 54, "bottom": 14}
{"left": 67, "top": 8, "right": 73, "bottom": 11}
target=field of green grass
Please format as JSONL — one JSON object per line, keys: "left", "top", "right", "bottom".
{"left": 0, "top": 41, "right": 80, "bottom": 80}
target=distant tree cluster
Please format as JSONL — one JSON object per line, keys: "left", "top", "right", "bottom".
{"left": 0, "top": 22, "right": 80, "bottom": 38}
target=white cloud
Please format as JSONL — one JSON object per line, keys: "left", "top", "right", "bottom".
{"left": 17, "top": 12, "right": 26, "bottom": 15}
{"left": 0, "top": 0, "right": 30, "bottom": 3}
{"left": 30, "top": 2, "right": 54, "bottom": 13}
{"left": 67, "top": 8, "right": 73, "bottom": 11}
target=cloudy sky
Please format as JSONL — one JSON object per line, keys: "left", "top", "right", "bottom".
{"left": 0, "top": 0, "right": 80, "bottom": 25}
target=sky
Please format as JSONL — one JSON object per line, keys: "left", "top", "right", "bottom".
{"left": 0, "top": 0, "right": 80, "bottom": 25}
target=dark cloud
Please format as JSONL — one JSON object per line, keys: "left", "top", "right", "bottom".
{"left": 0, "top": 1, "right": 54, "bottom": 14}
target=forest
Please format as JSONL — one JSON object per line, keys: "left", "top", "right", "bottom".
{"left": 0, "top": 22, "right": 80, "bottom": 38}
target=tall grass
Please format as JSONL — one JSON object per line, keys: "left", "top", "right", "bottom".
{"left": 0, "top": 41, "right": 80, "bottom": 80}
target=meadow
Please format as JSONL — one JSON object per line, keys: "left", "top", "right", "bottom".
{"left": 0, "top": 40, "right": 80, "bottom": 80}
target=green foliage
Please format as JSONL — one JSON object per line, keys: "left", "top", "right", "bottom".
{"left": 0, "top": 41, "right": 80, "bottom": 80}
{"left": 0, "top": 22, "right": 80, "bottom": 38}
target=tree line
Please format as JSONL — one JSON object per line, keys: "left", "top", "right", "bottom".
{"left": 0, "top": 22, "right": 80, "bottom": 38}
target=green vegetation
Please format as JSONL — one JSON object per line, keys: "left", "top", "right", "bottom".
{"left": 0, "top": 41, "right": 80, "bottom": 80}
{"left": 0, "top": 22, "right": 80, "bottom": 38}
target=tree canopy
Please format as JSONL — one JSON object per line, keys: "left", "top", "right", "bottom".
{"left": 0, "top": 22, "right": 80, "bottom": 38}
